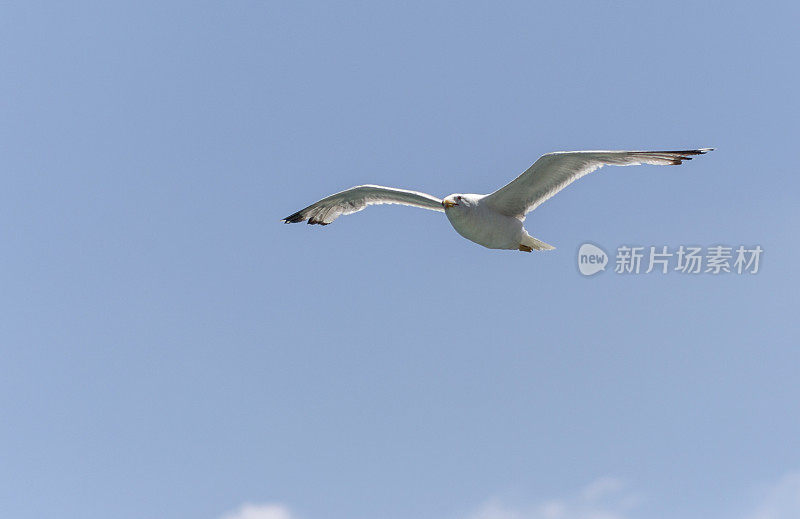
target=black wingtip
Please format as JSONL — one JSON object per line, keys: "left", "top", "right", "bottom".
{"left": 282, "top": 211, "right": 306, "bottom": 224}
{"left": 658, "top": 148, "right": 714, "bottom": 165}
{"left": 672, "top": 148, "right": 714, "bottom": 154}
{"left": 282, "top": 210, "right": 332, "bottom": 225}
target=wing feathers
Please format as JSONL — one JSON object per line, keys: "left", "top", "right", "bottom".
{"left": 282, "top": 184, "right": 444, "bottom": 225}
{"left": 484, "top": 149, "right": 713, "bottom": 217}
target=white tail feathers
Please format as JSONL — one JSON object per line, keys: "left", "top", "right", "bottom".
{"left": 522, "top": 234, "right": 556, "bottom": 251}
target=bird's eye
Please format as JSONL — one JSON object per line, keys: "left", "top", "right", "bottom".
{"left": 456, "top": 196, "right": 462, "bottom": 201}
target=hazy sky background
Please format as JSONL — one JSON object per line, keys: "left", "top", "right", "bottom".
{"left": 1, "top": 2, "right": 799, "bottom": 519}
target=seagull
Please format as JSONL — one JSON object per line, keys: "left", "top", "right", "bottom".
{"left": 283, "top": 149, "right": 713, "bottom": 252}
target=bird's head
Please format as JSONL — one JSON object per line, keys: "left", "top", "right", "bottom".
{"left": 442, "top": 194, "right": 472, "bottom": 209}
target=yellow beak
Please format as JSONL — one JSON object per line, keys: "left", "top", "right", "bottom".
{"left": 443, "top": 200, "right": 456, "bottom": 208}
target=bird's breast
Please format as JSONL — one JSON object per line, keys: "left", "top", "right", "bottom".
{"left": 444, "top": 205, "right": 523, "bottom": 250}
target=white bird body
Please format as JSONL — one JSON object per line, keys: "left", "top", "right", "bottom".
{"left": 283, "top": 149, "right": 713, "bottom": 252}
{"left": 443, "top": 194, "right": 533, "bottom": 250}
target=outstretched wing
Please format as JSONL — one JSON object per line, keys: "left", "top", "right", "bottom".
{"left": 483, "top": 149, "right": 713, "bottom": 218}
{"left": 282, "top": 184, "right": 444, "bottom": 225}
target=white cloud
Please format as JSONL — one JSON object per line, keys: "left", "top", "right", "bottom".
{"left": 464, "top": 477, "right": 640, "bottom": 519}
{"left": 581, "top": 477, "right": 626, "bottom": 502}
{"left": 745, "top": 471, "right": 800, "bottom": 519}
{"left": 218, "top": 471, "right": 800, "bottom": 519}
{"left": 219, "top": 503, "right": 296, "bottom": 519}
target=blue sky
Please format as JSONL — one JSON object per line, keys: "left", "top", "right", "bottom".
{"left": 1, "top": 2, "right": 799, "bottom": 519}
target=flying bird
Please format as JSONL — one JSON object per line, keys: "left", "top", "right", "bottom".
{"left": 283, "top": 149, "right": 713, "bottom": 252}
